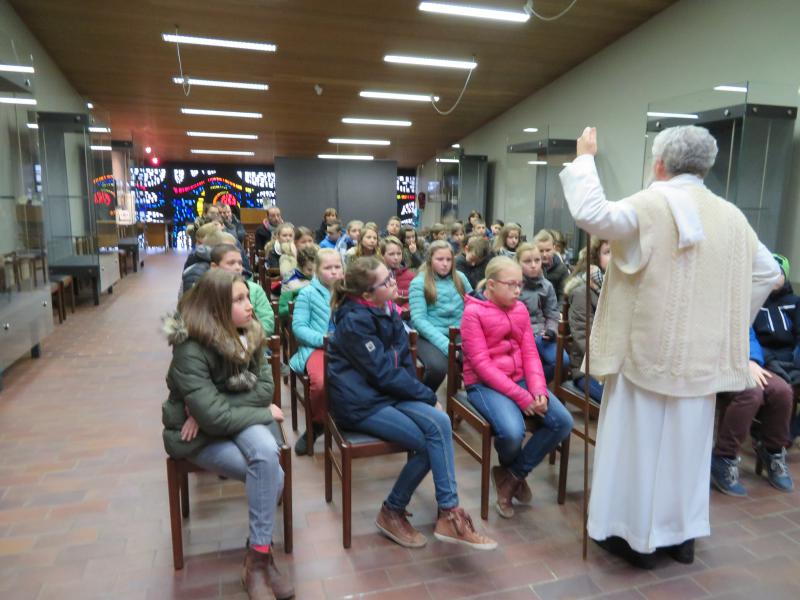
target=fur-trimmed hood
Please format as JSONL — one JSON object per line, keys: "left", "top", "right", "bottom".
{"left": 162, "top": 311, "right": 265, "bottom": 366}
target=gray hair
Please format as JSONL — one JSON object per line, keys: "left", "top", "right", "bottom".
{"left": 651, "top": 125, "right": 718, "bottom": 178}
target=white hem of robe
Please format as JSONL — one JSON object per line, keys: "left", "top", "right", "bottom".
{"left": 587, "top": 373, "right": 715, "bottom": 554}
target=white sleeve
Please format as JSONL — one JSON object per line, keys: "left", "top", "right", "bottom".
{"left": 559, "top": 155, "right": 639, "bottom": 241}
{"left": 749, "top": 242, "right": 781, "bottom": 323}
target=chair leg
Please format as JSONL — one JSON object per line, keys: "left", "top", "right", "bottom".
{"left": 549, "top": 450, "right": 557, "bottom": 465}
{"left": 281, "top": 447, "right": 293, "bottom": 554}
{"left": 557, "top": 436, "right": 570, "bottom": 505}
{"left": 67, "top": 283, "right": 75, "bottom": 313}
{"left": 289, "top": 371, "right": 298, "bottom": 432}
{"left": 755, "top": 457, "right": 764, "bottom": 476}
{"left": 304, "top": 380, "right": 314, "bottom": 457}
{"left": 166, "top": 459, "right": 185, "bottom": 570}
{"left": 481, "top": 428, "right": 491, "bottom": 521}
{"left": 180, "top": 473, "right": 190, "bottom": 518}
{"left": 342, "top": 448, "right": 352, "bottom": 549}
{"left": 324, "top": 422, "right": 333, "bottom": 503}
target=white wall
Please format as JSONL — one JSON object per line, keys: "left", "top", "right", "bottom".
{"left": 439, "top": 0, "right": 800, "bottom": 281}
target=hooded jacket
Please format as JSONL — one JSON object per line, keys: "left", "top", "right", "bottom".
{"left": 753, "top": 281, "right": 799, "bottom": 354}
{"left": 181, "top": 245, "right": 212, "bottom": 294}
{"left": 288, "top": 277, "right": 333, "bottom": 373}
{"left": 518, "top": 274, "right": 559, "bottom": 336}
{"left": 460, "top": 292, "right": 548, "bottom": 410}
{"left": 545, "top": 255, "right": 570, "bottom": 302}
{"left": 327, "top": 298, "right": 436, "bottom": 427}
{"left": 455, "top": 254, "right": 491, "bottom": 290}
{"left": 161, "top": 314, "right": 274, "bottom": 459}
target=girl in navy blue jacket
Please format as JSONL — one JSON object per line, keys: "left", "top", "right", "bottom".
{"left": 327, "top": 256, "right": 496, "bottom": 552}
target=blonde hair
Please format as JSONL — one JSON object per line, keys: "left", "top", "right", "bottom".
{"left": 493, "top": 223, "right": 522, "bottom": 253}
{"left": 479, "top": 256, "right": 521, "bottom": 291}
{"left": 265, "top": 222, "right": 295, "bottom": 253}
{"left": 331, "top": 256, "right": 383, "bottom": 310}
{"left": 355, "top": 223, "right": 382, "bottom": 259}
{"left": 196, "top": 222, "right": 221, "bottom": 244}
{"left": 315, "top": 248, "right": 341, "bottom": 275}
{"left": 514, "top": 242, "right": 539, "bottom": 264}
{"left": 422, "top": 240, "right": 465, "bottom": 305}
{"left": 533, "top": 229, "right": 554, "bottom": 245}
{"left": 346, "top": 219, "right": 363, "bottom": 233}
{"left": 205, "top": 230, "right": 237, "bottom": 247}
{"left": 379, "top": 235, "right": 403, "bottom": 256}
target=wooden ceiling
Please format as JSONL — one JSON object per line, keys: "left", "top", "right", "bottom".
{"left": 10, "top": 0, "right": 676, "bottom": 167}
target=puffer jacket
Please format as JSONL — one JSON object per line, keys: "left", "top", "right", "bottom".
{"left": 393, "top": 265, "right": 415, "bottom": 298}
{"left": 567, "top": 281, "right": 600, "bottom": 378}
{"left": 288, "top": 277, "right": 333, "bottom": 373}
{"left": 409, "top": 270, "right": 472, "bottom": 355}
{"left": 753, "top": 281, "right": 799, "bottom": 353}
{"left": 327, "top": 298, "right": 436, "bottom": 427}
{"left": 460, "top": 292, "right": 548, "bottom": 410}
{"left": 545, "top": 255, "right": 570, "bottom": 302}
{"left": 455, "top": 254, "right": 491, "bottom": 289}
{"left": 518, "top": 274, "right": 559, "bottom": 336}
{"left": 181, "top": 245, "right": 212, "bottom": 294}
{"left": 246, "top": 280, "right": 275, "bottom": 337}
{"left": 161, "top": 314, "right": 274, "bottom": 459}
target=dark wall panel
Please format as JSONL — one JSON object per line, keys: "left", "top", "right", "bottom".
{"left": 337, "top": 160, "right": 397, "bottom": 227}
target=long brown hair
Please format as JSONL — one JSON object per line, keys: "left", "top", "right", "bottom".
{"left": 564, "top": 237, "right": 608, "bottom": 296}
{"left": 493, "top": 223, "right": 522, "bottom": 253}
{"left": 177, "top": 269, "right": 263, "bottom": 364}
{"left": 422, "top": 240, "right": 465, "bottom": 305}
{"left": 355, "top": 222, "right": 382, "bottom": 259}
{"left": 331, "top": 256, "right": 383, "bottom": 310}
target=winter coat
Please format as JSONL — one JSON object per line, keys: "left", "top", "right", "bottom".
{"left": 409, "top": 270, "right": 472, "bottom": 356}
{"left": 246, "top": 280, "right": 275, "bottom": 337}
{"left": 327, "top": 298, "right": 436, "bottom": 427}
{"left": 224, "top": 218, "right": 246, "bottom": 245}
{"left": 278, "top": 269, "right": 312, "bottom": 320}
{"left": 567, "top": 281, "right": 600, "bottom": 379}
{"left": 545, "top": 255, "right": 570, "bottom": 302}
{"left": 319, "top": 235, "right": 338, "bottom": 249}
{"left": 496, "top": 247, "right": 516, "bottom": 259}
{"left": 181, "top": 246, "right": 212, "bottom": 294}
{"left": 753, "top": 282, "right": 799, "bottom": 353}
{"left": 460, "top": 292, "right": 548, "bottom": 410}
{"left": 455, "top": 254, "right": 490, "bottom": 290}
{"left": 393, "top": 265, "right": 415, "bottom": 298}
{"left": 518, "top": 274, "right": 559, "bottom": 336}
{"left": 255, "top": 223, "right": 272, "bottom": 252}
{"left": 161, "top": 315, "right": 274, "bottom": 459}
{"left": 288, "top": 277, "right": 333, "bottom": 373}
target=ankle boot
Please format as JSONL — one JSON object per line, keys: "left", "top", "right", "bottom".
{"left": 266, "top": 552, "right": 295, "bottom": 599}
{"left": 241, "top": 548, "right": 275, "bottom": 600}
{"left": 665, "top": 539, "right": 694, "bottom": 564}
{"left": 492, "top": 466, "right": 520, "bottom": 518}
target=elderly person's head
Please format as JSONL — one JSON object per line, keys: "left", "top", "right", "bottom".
{"left": 651, "top": 125, "right": 718, "bottom": 181}
{"left": 219, "top": 203, "right": 232, "bottom": 223}
{"left": 267, "top": 206, "right": 283, "bottom": 227}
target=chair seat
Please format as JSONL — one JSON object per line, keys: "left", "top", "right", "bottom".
{"left": 339, "top": 429, "right": 390, "bottom": 446}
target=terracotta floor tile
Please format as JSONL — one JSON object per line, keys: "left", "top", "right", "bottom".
{"left": 533, "top": 573, "right": 601, "bottom": 600}
{"left": 637, "top": 576, "right": 708, "bottom": 600}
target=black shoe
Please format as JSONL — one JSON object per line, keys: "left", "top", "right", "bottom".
{"left": 665, "top": 539, "right": 694, "bottom": 564}
{"left": 294, "top": 423, "right": 324, "bottom": 456}
{"left": 594, "top": 536, "right": 657, "bottom": 569}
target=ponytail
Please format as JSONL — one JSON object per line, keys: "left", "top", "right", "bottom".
{"left": 330, "top": 256, "right": 383, "bottom": 311}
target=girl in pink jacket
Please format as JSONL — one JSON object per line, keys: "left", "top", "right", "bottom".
{"left": 461, "top": 256, "right": 573, "bottom": 519}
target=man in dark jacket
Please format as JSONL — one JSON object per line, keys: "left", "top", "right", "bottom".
{"left": 255, "top": 206, "right": 283, "bottom": 251}
{"left": 220, "top": 203, "right": 247, "bottom": 245}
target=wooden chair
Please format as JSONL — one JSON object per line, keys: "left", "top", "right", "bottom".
{"left": 324, "top": 331, "right": 422, "bottom": 548}
{"left": 287, "top": 301, "right": 316, "bottom": 455}
{"left": 50, "top": 280, "right": 65, "bottom": 324}
{"left": 166, "top": 336, "right": 293, "bottom": 570}
{"left": 51, "top": 274, "right": 75, "bottom": 316}
{"left": 446, "top": 326, "right": 569, "bottom": 520}
{"left": 270, "top": 298, "right": 289, "bottom": 385}
{"left": 118, "top": 249, "right": 128, "bottom": 278}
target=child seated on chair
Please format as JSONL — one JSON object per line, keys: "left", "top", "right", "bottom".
{"left": 278, "top": 246, "right": 317, "bottom": 320}
{"left": 264, "top": 223, "right": 296, "bottom": 269}
{"left": 161, "top": 269, "right": 293, "bottom": 600}
{"left": 288, "top": 249, "right": 344, "bottom": 455}
{"left": 380, "top": 235, "right": 415, "bottom": 302}
{"left": 461, "top": 256, "right": 573, "bottom": 519}
{"left": 327, "top": 257, "right": 497, "bottom": 551}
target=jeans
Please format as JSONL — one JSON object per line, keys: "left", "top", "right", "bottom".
{"left": 573, "top": 375, "right": 604, "bottom": 404}
{"left": 535, "top": 335, "right": 570, "bottom": 383}
{"left": 355, "top": 401, "right": 459, "bottom": 511}
{"left": 416, "top": 337, "right": 449, "bottom": 393}
{"left": 467, "top": 380, "right": 573, "bottom": 479}
{"left": 190, "top": 424, "right": 284, "bottom": 547}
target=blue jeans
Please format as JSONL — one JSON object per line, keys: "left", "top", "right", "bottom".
{"left": 573, "top": 375, "right": 604, "bottom": 404}
{"left": 535, "top": 336, "right": 570, "bottom": 383}
{"left": 467, "top": 381, "right": 573, "bottom": 480}
{"left": 190, "top": 424, "right": 284, "bottom": 547}
{"left": 355, "top": 401, "right": 459, "bottom": 511}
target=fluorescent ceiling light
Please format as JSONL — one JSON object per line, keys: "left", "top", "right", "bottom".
{"left": 27, "top": 123, "right": 38, "bottom": 129}
{"left": 436, "top": 158, "right": 459, "bottom": 163}
{"left": 342, "top": 117, "right": 411, "bottom": 127}
{"left": 88, "top": 126, "right": 111, "bottom": 133}
{"left": 360, "top": 90, "right": 439, "bottom": 102}
{"left": 451, "top": 143, "right": 460, "bottom": 148}
{"left": 191, "top": 149, "right": 255, "bottom": 156}
{"left": 318, "top": 154, "right": 374, "bottom": 161}
{"left": 162, "top": 33, "right": 276, "bottom": 52}
{"left": 646, "top": 111, "right": 699, "bottom": 119}
{"left": 328, "top": 138, "right": 390, "bottom": 146}
{"left": 181, "top": 107, "right": 262, "bottom": 119}
{"left": 187, "top": 131, "right": 258, "bottom": 140}
{"left": 0, "top": 64, "right": 35, "bottom": 73}
{"left": 713, "top": 85, "right": 748, "bottom": 93}
{"left": 384, "top": 55, "right": 477, "bottom": 70}
{"left": 418, "top": 2, "right": 530, "bottom": 23}
{"left": 91, "top": 145, "right": 112, "bottom": 151}
{"left": 0, "top": 97, "right": 36, "bottom": 105}
{"left": 87, "top": 102, "right": 94, "bottom": 109}
{"left": 562, "top": 162, "right": 573, "bottom": 167}
{"left": 528, "top": 160, "right": 547, "bottom": 165}
{"left": 173, "top": 77, "right": 268, "bottom": 91}
{"left": 523, "top": 127, "right": 539, "bottom": 133}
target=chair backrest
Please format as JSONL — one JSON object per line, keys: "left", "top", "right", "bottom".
{"left": 446, "top": 326, "right": 462, "bottom": 399}
{"left": 553, "top": 297, "right": 571, "bottom": 387}
{"left": 287, "top": 301, "right": 298, "bottom": 354}
{"left": 268, "top": 335, "right": 281, "bottom": 407}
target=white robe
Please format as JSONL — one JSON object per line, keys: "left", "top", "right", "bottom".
{"left": 559, "top": 155, "right": 780, "bottom": 553}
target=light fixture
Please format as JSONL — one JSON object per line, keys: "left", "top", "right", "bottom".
{"left": 191, "top": 149, "right": 256, "bottom": 156}
{"left": 172, "top": 77, "right": 268, "bottom": 91}
{"left": 418, "top": 2, "right": 530, "bottom": 23}
{"left": 646, "top": 111, "right": 699, "bottom": 119}
{"left": 0, "top": 97, "right": 37, "bottom": 105}
{"left": 436, "top": 158, "right": 459, "bottom": 163}
{"left": 342, "top": 117, "right": 411, "bottom": 127}
{"left": 451, "top": 143, "right": 460, "bottom": 148}
{"left": 713, "top": 85, "right": 748, "bottom": 93}
{"left": 162, "top": 33, "right": 276, "bottom": 52}
{"left": 328, "top": 138, "right": 390, "bottom": 146}
{"left": 88, "top": 126, "right": 111, "bottom": 133}
{"left": 318, "top": 154, "right": 374, "bottom": 161}
{"left": 528, "top": 160, "right": 547, "bottom": 165}
{"left": 187, "top": 131, "right": 259, "bottom": 140}
{"left": 359, "top": 90, "right": 439, "bottom": 102}
{"left": 0, "top": 64, "right": 35, "bottom": 73}
{"left": 562, "top": 162, "right": 573, "bottom": 167}
{"left": 87, "top": 102, "right": 94, "bottom": 109}
{"left": 145, "top": 146, "right": 152, "bottom": 154}
{"left": 523, "top": 127, "right": 539, "bottom": 133}
{"left": 150, "top": 156, "right": 160, "bottom": 166}
{"left": 91, "top": 145, "right": 112, "bottom": 151}
{"left": 181, "top": 108, "right": 262, "bottom": 119}
{"left": 384, "top": 55, "right": 477, "bottom": 70}
{"left": 27, "top": 123, "right": 38, "bottom": 129}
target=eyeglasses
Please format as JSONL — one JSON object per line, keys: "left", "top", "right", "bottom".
{"left": 492, "top": 279, "right": 523, "bottom": 290}
{"left": 369, "top": 272, "right": 396, "bottom": 291}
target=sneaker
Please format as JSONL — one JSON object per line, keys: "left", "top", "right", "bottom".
{"left": 434, "top": 507, "right": 497, "bottom": 550}
{"left": 375, "top": 504, "right": 427, "bottom": 548}
{"left": 514, "top": 478, "right": 533, "bottom": 504}
{"left": 492, "top": 466, "right": 520, "bottom": 519}
{"left": 755, "top": 443, "right": 794, "bottom": 492}
{"left": 710, "top": 455, "right": 747, "bottom": 497}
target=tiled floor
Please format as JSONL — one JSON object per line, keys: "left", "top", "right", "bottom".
{"left": 1, "top": 251, "right": 800, "bottom": 600}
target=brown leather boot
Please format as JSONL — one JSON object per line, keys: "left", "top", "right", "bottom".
{"left": 266, "top": 552, "right": 295, "bottom": 600}
{"left": 514, "top": 478, "right": 533, "bottom": 503}
{"left": 433, "top": 507, "right": 497, "bottom": 550}
{"left": 375, "top": 503, "right": 427, "bottom": 548}
{"left": 241, "top": 548, "right": 276, "bottom": 600}
{"left": 492, "top": 466, "right": 520, "bottom": 518}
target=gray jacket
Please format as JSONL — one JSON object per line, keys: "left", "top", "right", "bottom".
{"left": 567, "top": 281, "right": 600, "bottom": 378}
{"left": 518, "top": 275, "right": 559, "bottom": 336}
